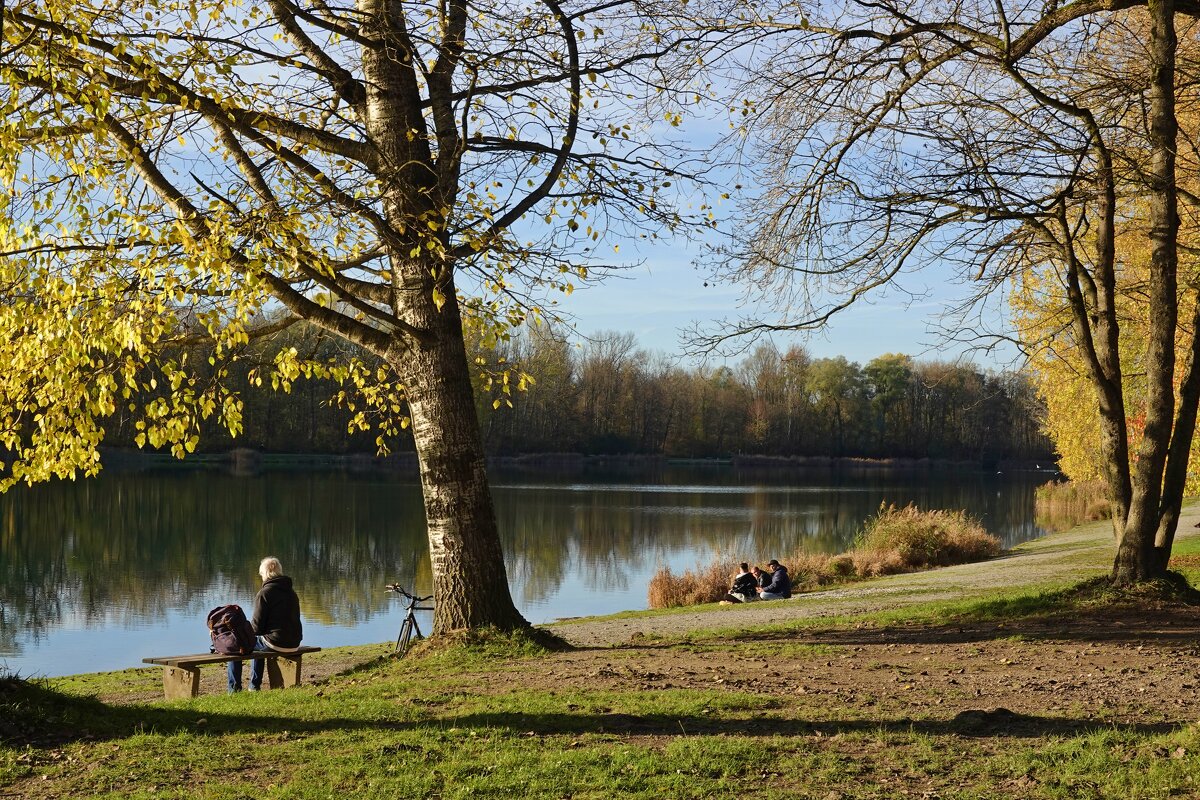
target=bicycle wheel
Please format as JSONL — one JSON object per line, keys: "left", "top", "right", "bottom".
{"left": 396, "top": 617, "right": 414, "bottom": 654}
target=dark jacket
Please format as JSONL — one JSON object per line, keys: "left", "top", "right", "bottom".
{"left": 252, "top": 575, "right": 303, "bottom": 648}
{"left": 762, "top": 566, "right": 791, "bottom": 598}
{"left": 731, "top": 571, "right": 758, "bottom": 595}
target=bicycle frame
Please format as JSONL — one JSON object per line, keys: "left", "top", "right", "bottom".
{"left": 385, "top": 584, "right": 433, "bottom": 655}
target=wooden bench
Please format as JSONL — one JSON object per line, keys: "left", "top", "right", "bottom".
{"left": 143, "top": 646, "right": 321, "bottom": 700}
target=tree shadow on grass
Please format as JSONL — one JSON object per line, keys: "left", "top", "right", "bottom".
{"left": 0, "top": 677, "right": 384, "bottom": 750}
{"left": 650, "top": 598, "right": 1200, "bottom": 650}
{"left": 414, "top": 707, "right": 1178, "bottom": 740}
{"left": 2, "top": 676, "right": 1178, "bottom": 751}
{"left": 802, "top": 615, "right": 1196, "bottom": 648}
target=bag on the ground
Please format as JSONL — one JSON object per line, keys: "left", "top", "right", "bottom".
{"left": 207, "top": 604, "right": 256, "bottom": 655}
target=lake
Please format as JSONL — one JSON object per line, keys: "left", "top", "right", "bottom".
{"left": 0, "top": 461, "right": 1052, "bottom": 677}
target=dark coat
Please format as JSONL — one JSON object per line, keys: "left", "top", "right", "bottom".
{"left": 762, "top": 566, "right": 791, "bottom": 598}
{"left": 252, "top": 575, "right": 303, "bottom": 648}
{"left": 731, "top": 572, "right": 758, "bottom": 596}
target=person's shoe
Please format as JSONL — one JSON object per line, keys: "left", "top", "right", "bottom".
{"left": 719, "top": 600, "right": 733, "bottom": 605}
{"left": 249, "top": 685, "right": 261, "bottom": 692}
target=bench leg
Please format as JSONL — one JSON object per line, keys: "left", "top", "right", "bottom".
{"left": 163, "top": 666, "right": 200, "bottom": 700}
{"left": 267, "top": 655, "right": 303, "bottom": 689}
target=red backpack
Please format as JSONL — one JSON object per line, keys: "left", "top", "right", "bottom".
{"left": 207, "top": 604, "right": 257, "bottom": 655}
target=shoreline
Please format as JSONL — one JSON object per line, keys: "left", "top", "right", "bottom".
{"left": 35, "top": 509, "right": 1139, "bottom": 689}
{"left": 545, "top": 511, "right": 1128, "bottom": 647}
{"left": 97, "top": 447, "right": 1059, "bottom": 476}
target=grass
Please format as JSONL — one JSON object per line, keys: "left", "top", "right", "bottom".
{"left": 648, "top": 504, "right": 1001, "bottom": 609}
{"left": 5, "top": 625, "right": 1200, "bottom": 799}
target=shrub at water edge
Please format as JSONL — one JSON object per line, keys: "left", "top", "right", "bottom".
{"left": 856, "top": 503, "right": 1002, "bottom": 567}
{"left": 648, "top": 561, "right": 733, "bottom": 608}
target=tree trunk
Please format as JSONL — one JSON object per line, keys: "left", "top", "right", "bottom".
{"left": 1156, "top": 301, "right": 1200, "bottom": 566}
{"left": 1113, "top": 0, "right": 1179, "bottom": 584}
{"left": 357, "top": 0, "right": 526, "bottom": 633}
{"left": 394, "top": 292, "right": 528, "bottom": 633}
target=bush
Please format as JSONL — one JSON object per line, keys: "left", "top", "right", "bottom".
{"left": 786, "top": 552, "right": 833, "bottom": 584}
{"left": 858, "top": 503, "right": 1001, "bottom": 567}
{"left": 849, "top": 548, "right": 908, "bottom": 578}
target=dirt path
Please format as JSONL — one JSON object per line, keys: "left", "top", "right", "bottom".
{"left": 489, "top": 511, "right": 1200, "bottom": 738}
{"left": 461, "top": 599, "right": 1200, "bottom": 742}
{"left": 545, "top": 510, "right": 1180, "bottom": 648}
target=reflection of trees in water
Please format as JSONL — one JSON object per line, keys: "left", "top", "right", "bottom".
{"left": 0, "top": 472, "right": 431, "bottom": 648}
{"left": 497, "top": 468, "right": 1049, "bottom": 596}
{"left": 0, "top": 503, "right": 68, "bottom": 652}
{"left": 0, "top": 466, "right": 1049, "bottom": 652}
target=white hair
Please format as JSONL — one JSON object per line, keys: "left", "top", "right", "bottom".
{"left": 259, "top": 556, "right": 284, "bottom": 581}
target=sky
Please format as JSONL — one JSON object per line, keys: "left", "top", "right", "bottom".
{"left": 552, "top": 234, "right": 1024, "bottom": 370}
{"left": 532, "top": 90, "right": 1027, "bottom": 371}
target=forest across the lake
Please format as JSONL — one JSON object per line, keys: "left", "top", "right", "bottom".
{"left": 102, "top": 326, "right": 1053, "bottom": 465}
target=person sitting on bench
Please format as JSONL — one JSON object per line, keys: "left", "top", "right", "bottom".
{"left": 228, "top": 556, "right": 304, "bottom": 693}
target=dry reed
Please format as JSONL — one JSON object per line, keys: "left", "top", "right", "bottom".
{"left": 647, "top": 561, "right": 731, "bottom": 608}
{"left": 856, "top": 503, "right": 1001, "bottom": 567}
{"left": 1035, "top": 479, "right": 1111, "bottom": 531}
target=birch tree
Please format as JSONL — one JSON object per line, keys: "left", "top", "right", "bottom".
{"left": 0, "top": 0, "right": 718, "bottom": 632}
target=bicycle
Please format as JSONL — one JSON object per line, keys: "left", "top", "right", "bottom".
{"left": 385, "top": 583, "right": 433, "bottom": 655}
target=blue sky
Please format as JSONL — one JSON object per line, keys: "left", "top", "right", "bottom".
{"left": 554, "top": 235, "right": 1022, "bottom": 369}
{"left": 536, "top": 93, "right": 1026, "bottom": 370}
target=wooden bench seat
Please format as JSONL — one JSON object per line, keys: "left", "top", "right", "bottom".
{"left": 143, "top": 646, "right": 321, "bottom": 699}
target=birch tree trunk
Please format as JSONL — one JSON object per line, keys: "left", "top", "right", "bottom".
{"left": 359, "top": 0, "right": 526, "bottom": 631}
{"left": 395, "top": 293, "right": 527, "bottom": 631}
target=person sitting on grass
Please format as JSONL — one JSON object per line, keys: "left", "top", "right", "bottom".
{"left": 751, "top": 564, "right": 769, "bottom": 590}
{"left": 757, "top": 559, "right": 792, "bottom": 600}
{"left": 722, "top": 562, "right": 759, "bottom": 604}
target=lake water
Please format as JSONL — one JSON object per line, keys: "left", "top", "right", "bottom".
{"left": 0, "top": 462, "right": 1052, "bottom": 677}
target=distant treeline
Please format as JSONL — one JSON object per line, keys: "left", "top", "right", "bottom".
{"left": 102, "top": 324, "right": 1052, "bottom": 463}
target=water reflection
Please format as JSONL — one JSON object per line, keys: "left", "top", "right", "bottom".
{"left": 0, "top": 463, "right": 1050, "bottom": 676}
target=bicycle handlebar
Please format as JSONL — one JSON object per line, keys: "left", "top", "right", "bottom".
{"left": 385, "top": 583, "right": 433, "bottom": 602}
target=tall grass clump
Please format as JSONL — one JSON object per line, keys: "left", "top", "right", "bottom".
{"left": 650, "top": 504, "right": 1002, "bottom": 608}
{"left": 647, "top": 561, "right": 730, "bottom": 608}
{"left": 787, "top": 504, "right": 999, "bottom": 592}
{"left": 1035, "top": 479, "right": 1111, "bottom": 531}
{"left": 856, "top": 503, "right": 1001, "bottom": 567}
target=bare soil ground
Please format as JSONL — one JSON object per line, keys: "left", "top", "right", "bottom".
{"left": 493, "top": 601, "right": 1200, "bottom": 735}
{"left": 511, "top": 512, "right": 1200, "bottom": 733}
